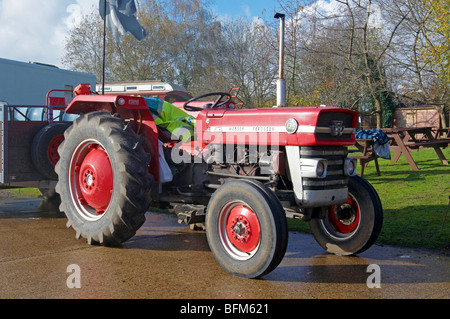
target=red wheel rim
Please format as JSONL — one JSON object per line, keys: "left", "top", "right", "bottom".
{"left": 225, "top": 205, "right": 261, "bottom": 253}
{"left": 69, "top": 140, "right": 113, "bottom": 220}
{"left": 48, "top": 134, "right": 64, "bottom": 165}
{"left": 328, "top": 195, "right": 360, "bottom": 234}
{"left": 217, "top": 200, "right": 261, "bottom": 260}
{"left": 78, "top": 145, "right": 113, "bottom": 212}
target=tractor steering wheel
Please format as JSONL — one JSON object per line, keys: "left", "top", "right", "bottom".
{"left": 183, "top": 92, "right": 232, "bottom": 112}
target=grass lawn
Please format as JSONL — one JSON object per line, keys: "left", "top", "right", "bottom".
{"left": 289, "top": 147, "right": 450, "bottom": 250}
{"left": 5, "top": 187, "right": 42, "bottom": 197}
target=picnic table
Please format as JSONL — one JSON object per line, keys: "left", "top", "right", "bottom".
{"left": 350, "top": 139, "right": 381, "bottom": 177}
{"left": 383, "top": 127, "right": 450, "bottom": 170}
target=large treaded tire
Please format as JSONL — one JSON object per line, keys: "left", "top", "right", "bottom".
{"left": 55, "top": 111, "right": 154, "bottom": 246}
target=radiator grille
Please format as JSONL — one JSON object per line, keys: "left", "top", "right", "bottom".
{"left": 315, "top": 112, "right": 355, "bottom": 140}
{"left": 300, "top": 146, "right": 348, "bottom": 190}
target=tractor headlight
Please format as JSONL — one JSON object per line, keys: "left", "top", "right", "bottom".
{"left": 344, "top": 158, "right": 357, "bottom": 176}
{"left": 316, "top": 160, "right": 327, "bottom": 178}
{"left": 285, "top": 118, "right": 298, "bottom": 134}
{"left": 300, "top": 158, "right": 327, "bottom": 178}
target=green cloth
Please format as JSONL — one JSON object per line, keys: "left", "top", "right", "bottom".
{"left": 144, "top": 97, "right": 195, "bottom": 142}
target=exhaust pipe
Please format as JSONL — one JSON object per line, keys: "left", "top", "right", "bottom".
{"left": 275, "top": 13, "right": 286, "bottom": 107}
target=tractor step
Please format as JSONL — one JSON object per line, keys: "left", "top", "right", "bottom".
{"left": 170, "top": 203, "right": 206, "bottom": 230}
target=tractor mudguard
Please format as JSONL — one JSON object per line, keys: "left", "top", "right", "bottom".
{"left": 65, "top": 94, "right": 160, "bottom": 182}
{"left": 65, "top": 94, "right": 150, "bottom": 114}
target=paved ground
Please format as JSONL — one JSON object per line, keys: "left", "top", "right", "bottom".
{"left": 0, "top": 193, "right": 448, "bottom": 300}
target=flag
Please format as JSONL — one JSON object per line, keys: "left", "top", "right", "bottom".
{"left": 99, "top": 0, "right": 147, "bottom": 43}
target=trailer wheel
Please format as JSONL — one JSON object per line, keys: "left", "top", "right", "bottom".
{"left": 31, "top": 123, "right": 71, "bottom": 180}
{"left": 206, "top": 180, "right": 288, "bottom": 278}
{"left": 310, "top": 175, "right": 383, "bottom": 255}
{"left": 55, "top": 111, "right": 154, "bottom": 246}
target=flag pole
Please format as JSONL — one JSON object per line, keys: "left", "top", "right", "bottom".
{"left": 102, "top": 0, "right": 107, "bottom": 95}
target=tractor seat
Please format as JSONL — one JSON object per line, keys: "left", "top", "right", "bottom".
{"left": 157, "top": 126, "right": 178, "bottom": 143}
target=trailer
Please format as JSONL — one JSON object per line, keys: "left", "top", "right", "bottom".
{"left": 0, "top": 58, "right": 95, "bottom": 105}
{"left": 0, "top": 58, "right": 95, "bottom": 197}
{"left": 0, "top": 87, "right": 81, "bottom": 195}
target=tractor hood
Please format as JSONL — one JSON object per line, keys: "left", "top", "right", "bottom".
{"left": 196, "top": 106, "right": 358, "bottom": 147}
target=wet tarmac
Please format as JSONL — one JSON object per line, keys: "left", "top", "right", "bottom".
{"left": 0, "top": 194, "right": 449, "bottom": 300}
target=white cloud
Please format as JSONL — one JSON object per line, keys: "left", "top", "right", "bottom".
{"left": 302, "top": 0, "right": 346, "bottom": 19}
{"left": 65, "top": 0, "right": 98, "bottom": 29}
{"left": 0, "top": 0, "right": 97, "bottom": 67}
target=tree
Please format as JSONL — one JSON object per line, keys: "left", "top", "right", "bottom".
{"left": 218, "top": 18, "right": 277, "bottom": 107}
{"left": 63, "top": 0, "right": 172, "bottom": 82}
{"left": 269, "top": 0, "right": 408, "bottom": 127}
{"left": 158, "top": 0, "right": 222, "bottom": 92}
{"left": 417, "top": 0, "right": 449, "bottom": 128}
{"left": 62, "top": 0, "right": 280, "bottom": 107}
{"left": 108, "top": 1, "right": 174, "bottom": 81}
{"left": 62, "top": 10, "right": 109, "bottom": 81}
{"left": 62, "top": 0, "right": 220, "bottom": 87}
{"left": 423, "top": 0, "right": 449, "bottom": 84}
{"left": 387, "top": 0, "right": 449, "bottom": 128}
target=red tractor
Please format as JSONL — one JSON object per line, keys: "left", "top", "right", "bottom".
{"left": 54, "top": 86, "right": 383, "bottom": 278}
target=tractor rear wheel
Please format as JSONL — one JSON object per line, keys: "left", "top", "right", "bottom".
{"left": 310, "top": 175, "right": 383, "bottom": 255}
{"left": 206, "top": 180, "right": 288, "bottom": 278}
{"left": 55, "top": 111, "right": 153, "bottom": 246}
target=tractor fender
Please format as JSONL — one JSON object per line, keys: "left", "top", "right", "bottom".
{"left": 65, "top": 94, "right": 160, "bottom": 182}
{"left": 65, "top": 94, "right": 150, "bottom": 114}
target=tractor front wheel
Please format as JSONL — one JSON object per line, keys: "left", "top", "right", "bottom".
{"left": 55, "top": 111, "right": 153, "bottom": 246}
{"left": 310, "top": 175, "right": 383, "bottom": 255}
{"left": 206, "top": 180, "right": 288, "bottom": 278}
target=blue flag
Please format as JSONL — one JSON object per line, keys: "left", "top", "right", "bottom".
{"left": 99, "top": 0, "right": 147, "bottom": 42}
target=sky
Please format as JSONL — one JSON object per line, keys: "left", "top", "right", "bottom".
{"left": 0, "top": 0, "right": 301, "bottom": 68}
{"left": 213, "top": 0, "right": 280, "bottom": 20}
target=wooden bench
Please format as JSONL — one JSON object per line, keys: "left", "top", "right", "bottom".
{"left": 405, "top": 139, "right": 450, "bottom": 148}
{"left": 349, "top": 139, "right": 381, "bottom": 177}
